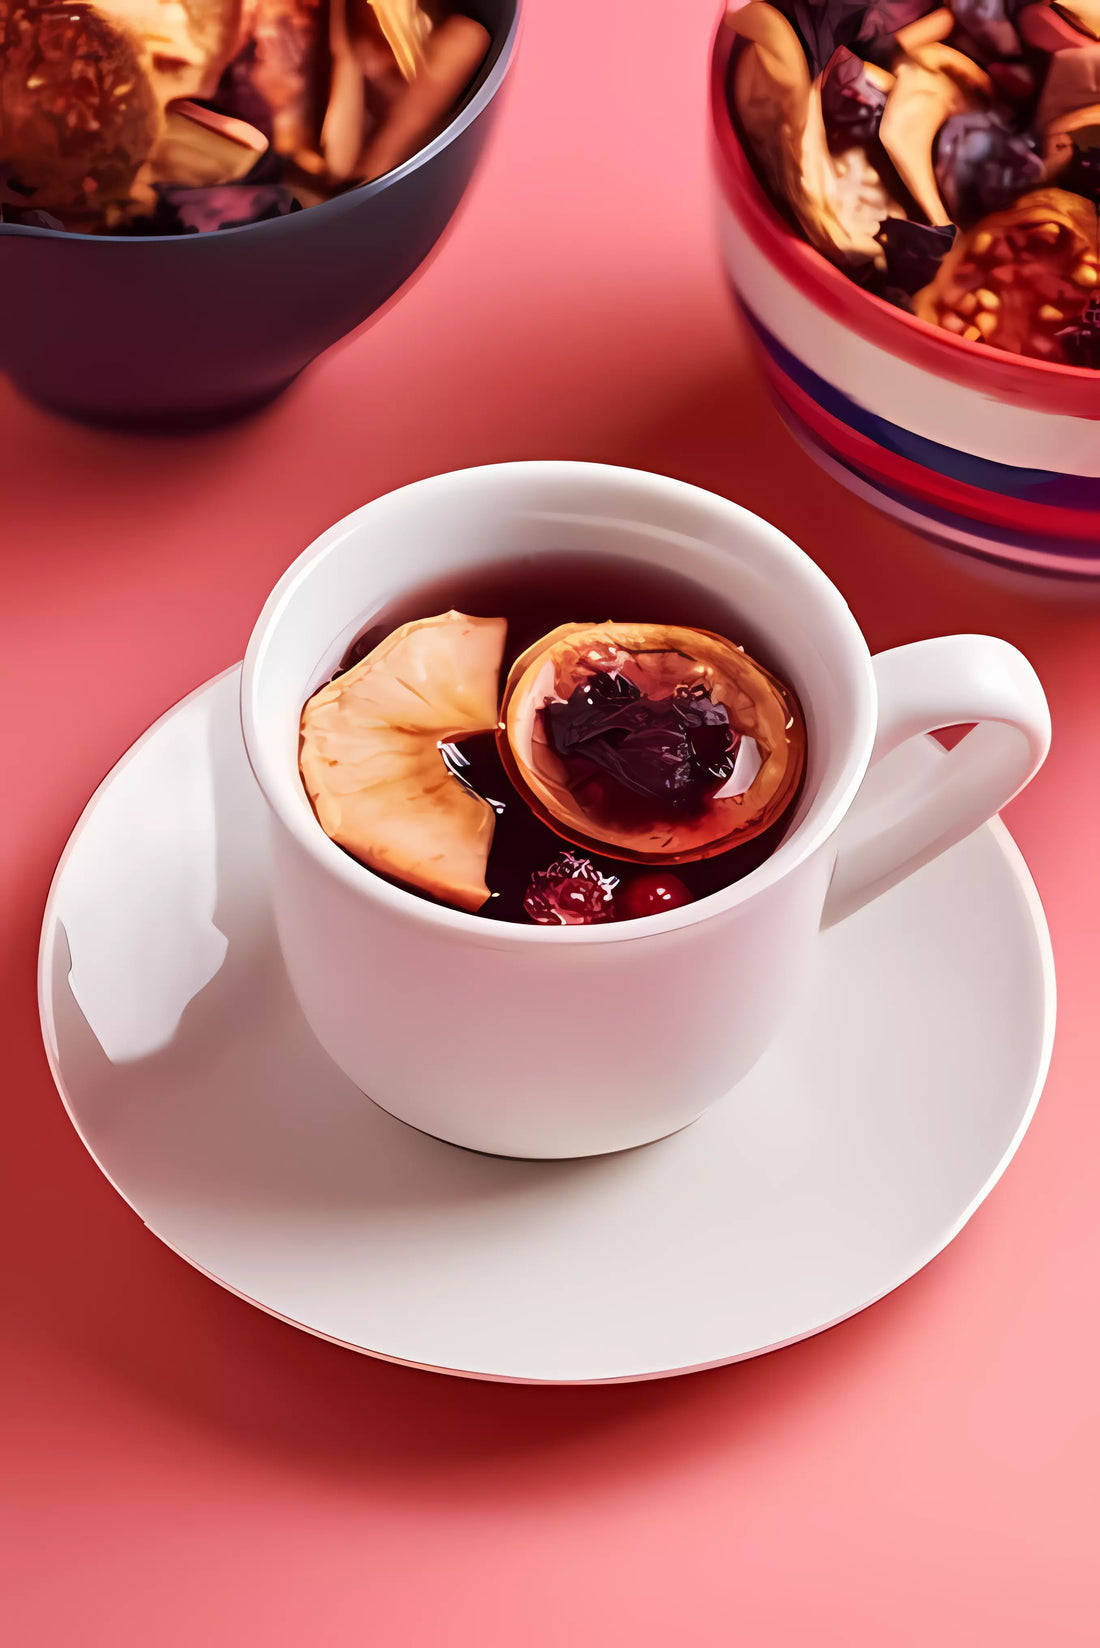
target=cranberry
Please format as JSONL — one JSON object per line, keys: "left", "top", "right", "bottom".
{"left": 524, "top": 853, "right": 616, "bottom": 926}
{"left": 615, "top": 873, "right": 693, "bottom": 921}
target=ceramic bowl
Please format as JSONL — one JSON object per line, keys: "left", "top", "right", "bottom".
{"left": 709, "top": 7, "right": 1100, "bottom": 578}
{"left": 0, "top": 0, "right": 519, "bottom": 428}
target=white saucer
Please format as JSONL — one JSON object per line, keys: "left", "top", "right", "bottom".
{"left": 39, "top": 669, "right": 1056, "bottom": 1384}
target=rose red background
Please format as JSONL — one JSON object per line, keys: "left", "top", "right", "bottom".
{"left": 2, "top": 0, "right": 1098, "bottom": 1639}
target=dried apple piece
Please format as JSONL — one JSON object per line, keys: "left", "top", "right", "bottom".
{"left": 731, "top": 8, "right": 903, "bottom": 267}
{"left": 880, "top": 52, "right": 990, "bottom": 226}
{"left": 249, "top": 0, "right": 324, "bottom": 157}
{"left": 1038, "top": 42, "right": 1100, "bottom": 132}
{"left": 798, "top": 82, "right": 904, "bottom": 264}
{"left": 1055, "top": 0, "right": 1100, "bottom": 35}
{"left": 498, "top": 622, "right": 806, "bottom": 865}
{"left": 147, "top": 101, "right": 268, "bottom": 187}
{"left": 914, "top": 187, "right": 1099, "bottom": 357}
{"left": 359, "top": 11, "right": 489, "bottom": 181}
{"left": 1018, "top": 0, "right": 1099, "bottom": 50}
{"left": 729, "top": 2, "right": 812, "bottom": 201}
{"left": 894, "top": 7, "right": 956, "bottom": 54}
{"left": 369, "top": 0, "right": 431, "bottom": 81}
{"left": 1036, "top": 45, "right": 1100, "bottom": 190}
{"left": 321, "top": 0, "right": 368, "bottom": 178}
{"left": 300, "top": 611, "right": 506, "bottom": 913}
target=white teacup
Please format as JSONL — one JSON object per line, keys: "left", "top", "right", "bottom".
{"left": 241, "top": 462, "right": 1050, "bottom": 1159}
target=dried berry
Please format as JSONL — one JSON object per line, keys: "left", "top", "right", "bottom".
{"left": 857, "top": 0, "right": 941, "bottom": 64}
{"left": 523, "top": 854, "right": 617, "bottom": 926}
{"left": 876, "top": 218, "right": 957, "bottom": 294}
{"left": 156, "top": 183, "right": 300, "bottom": 234}
{"left": 615, "top": 874, "right": 693, "bottom": 922}
{"left": 0, "top": 204, "right": 63, "bottom": 228}
{"left": 935, "top": 110, "right": 1044, "bottom": 227}
{"left": 1056, "top": 295, "right": 1100, "bottom": 363}
{"left": 820, "top": 47, "right": 889, "bottom": 153}
{"left": 950, "top": 0, "right": 1022, "bottom": 62}
{"left": 770, "top": 0, "right": 870, "bottom": 77}
{"left": 544, "top": 671, "right": 738, "bottom": 812}
{"left": 1060, "top": 142, "right": 1100, "bottom": 204}
{"left": 0, "top": 165, "right": 32, "bottom": 207}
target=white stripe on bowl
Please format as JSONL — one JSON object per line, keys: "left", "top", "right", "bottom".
{"left": 718, "top": 199, "right": 1100, "bottom": 478}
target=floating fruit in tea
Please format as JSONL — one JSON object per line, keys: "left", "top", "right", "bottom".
{"left": 498, "top": 621, "right": 806, "bottom": 864}
{"left": 614, "top": 873, "right": 694, "bottom": 920}
{"left": 299, "top": 611, "right": 506, "bottom": 913}
{"left": 523, "top": 853, "right": 617, "bottom": 926}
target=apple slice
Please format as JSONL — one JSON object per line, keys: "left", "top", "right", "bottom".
{"left": 498, "top": 621, "right": 806, "bottom": 864}
{"left": 300, "top": 611, "right": 506, "bottom": 912}
{"left": 148, "top": 102, "right": 269, "bottom": 188}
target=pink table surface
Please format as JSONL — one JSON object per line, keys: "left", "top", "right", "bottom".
{"left": 3, "top": 1, "right": 1098, "bottom": 1640}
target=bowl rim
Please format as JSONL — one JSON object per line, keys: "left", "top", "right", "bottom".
{"left": 0, "top": 0, "right": 521, "bottom": 248}
{"left": 708, "top": 6, "right": 1100, "bottom": 418}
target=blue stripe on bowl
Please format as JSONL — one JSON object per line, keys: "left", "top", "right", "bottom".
{"left": 778, "top": 408, "right": 1100, "bottom": 577}
{"left": 790, "top": 414, "right": 1100, "bottom": 568}
{"left": 740, "top": 304, "right": 1100, "bottom": 510}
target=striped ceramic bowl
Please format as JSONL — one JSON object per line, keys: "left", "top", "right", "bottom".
{"left": 710, "top": 8, "right": 1100, "bottom": 578}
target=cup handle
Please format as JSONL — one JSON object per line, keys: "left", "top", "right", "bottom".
{"left": 821, "top": 636, "right": 1051, "bottom": 929}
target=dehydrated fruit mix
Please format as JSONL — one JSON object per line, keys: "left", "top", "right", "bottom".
{"left": 0, "top": 0, "right": 490, "bottom": 235}
{"left": 725, "top": 0, "right": 1100, "bottom": 362}
{"left": 299, "top": 554, "right": 807, "bottom": 926}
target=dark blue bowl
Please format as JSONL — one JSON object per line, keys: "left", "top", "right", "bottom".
{"left": 0, "top": 0, "right": 519, "bottom": 428}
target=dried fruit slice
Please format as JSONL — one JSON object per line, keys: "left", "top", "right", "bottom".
{"left": 731, "top": 8, "right": 903, "bottom": 267}
{"left": 1037, "top": 45, "right": 1100, "bottom": 188}
{"left": 359, "top": 12, "right": 490, "bottom": 182}
{"left": 300, "top": 611, "right": 506, "bottom": 912}
{"left": 1055, "top": 0, "right": 1100, "bottom": 37}
{"left": 498, "top": 622, "right": 806, "bottom": 865}
{"left": 248, "top": 0, "right": 324, "bottom": 157}
{"left": 914, "top": 187, "right": 1099, "bottom": 357}
{"left": 880, "top": 52, "right": 991, "bottom": 226}
{"left": 798, "top": 81, "right": 903, "bottom": 264}
{"left": 1018, "top": 1, "right": 1098, "bottom": 51}
{"left": 147, "top": 101, "right": 268, "bottom": 187}
{"left": 730, "top": 2, "right": 813, "bottom": 203}
{"left": 370, "top": 0, "right": 431, "bottom": 81}
{"left": 0, "top": 0, "right": 161, "bottom": 216}
{"left": 820, "top": 47, "right": 891, "bottom": 154}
